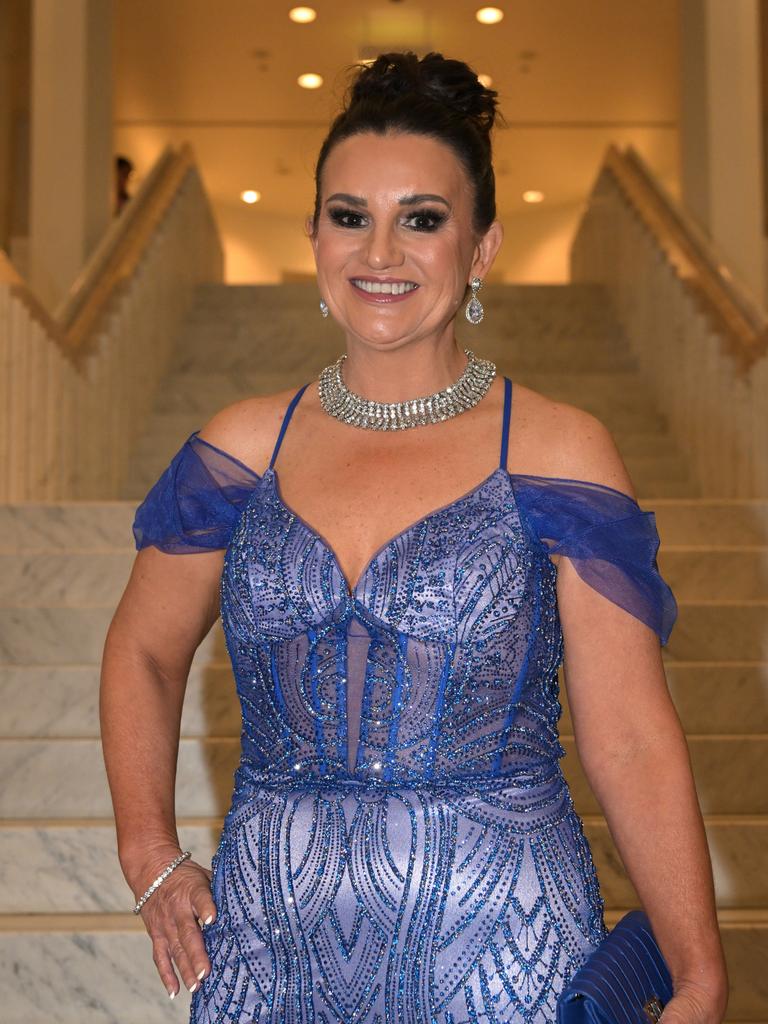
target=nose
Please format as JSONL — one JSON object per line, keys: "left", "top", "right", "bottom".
{"left": 364, "top": 221, "right": 405, "bottom": 270}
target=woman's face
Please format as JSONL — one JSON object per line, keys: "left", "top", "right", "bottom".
{"left": 308, "top": 131, "right": 502, "bottom": 351}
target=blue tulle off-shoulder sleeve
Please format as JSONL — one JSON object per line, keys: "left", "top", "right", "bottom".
{"left": 132, "top": 432, "right": 261, "bottom": 553}
{"left": 513, "top": 474, "right": 678, "bottom": 646}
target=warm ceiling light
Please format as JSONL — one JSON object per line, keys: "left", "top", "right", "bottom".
{"left": 289, "top": 6, "right": 316, "bottom": 23}
{"left": 477, "top": 73, "right": 493, "bottom": 88}
{"left": 297, "top": 72, "right": 323, "bottom": 89}
{"left": 476, "top": 7, "right": 504, "bottom": 24}
{"left": 522, "top": 190, "right": 545, "bottom": 203}
{"left": 240, "top": 190, "right": 261, "bottom": 204}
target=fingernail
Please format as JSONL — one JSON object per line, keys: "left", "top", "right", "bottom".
{"left": 189, "top": 981, "right": 198, "bottom": 993}
{"left": 204, "top": 914, "right": 214, "bottom": 925}
{"left": 168, "top": 990, "right": 176, "bottom": 1000}
{"left": 197, "top": 968, "right": 206, "bottom": 980}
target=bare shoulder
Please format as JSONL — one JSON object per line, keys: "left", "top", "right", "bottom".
{"left": 196, "top": 385, "right": 306, "bottom": 475}
{"left": 512, "top": 382, "right": 637, "bottom": 501}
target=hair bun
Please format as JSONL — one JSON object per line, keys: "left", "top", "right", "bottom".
{"left": 350, "top": 51, "right": 498, "bottom": 135}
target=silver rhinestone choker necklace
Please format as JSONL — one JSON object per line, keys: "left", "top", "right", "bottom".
{"left": 317, "top": 349, "right": 497, "bottom": 430}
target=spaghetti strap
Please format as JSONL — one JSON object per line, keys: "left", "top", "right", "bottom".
{"left": 499, "top": 376, "right": 512, "bottom": 470}
{"left": 268, "top": 382, "right": 311, "bottom": 470}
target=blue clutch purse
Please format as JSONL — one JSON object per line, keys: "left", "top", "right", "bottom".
{"left": 557, "top": 910, "right": 674, "bottom": 1024}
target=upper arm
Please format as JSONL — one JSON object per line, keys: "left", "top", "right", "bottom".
{"left": 104, "top": 544, "right": 225, "bottom": 688}
{"left": 549, "top": 406, "right": 679, "bottom": 764}
{"left": 115, "top": 395, "right": 280, "bottom": 678}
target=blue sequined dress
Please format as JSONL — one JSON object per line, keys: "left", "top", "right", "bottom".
{"left": 132, "top": 376, "right": 678, "bottom": 1023}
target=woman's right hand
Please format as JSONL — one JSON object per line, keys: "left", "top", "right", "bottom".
{"left": 130, "top": 848, "right": 219, "bottom": 999}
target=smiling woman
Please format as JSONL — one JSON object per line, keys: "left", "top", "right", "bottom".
{"left": 100, "top": 50, "right": 728, "bottom": 1024}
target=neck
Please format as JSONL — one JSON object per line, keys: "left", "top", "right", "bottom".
{"left": 338, "top": 334, "right": 469, "bottom": 402}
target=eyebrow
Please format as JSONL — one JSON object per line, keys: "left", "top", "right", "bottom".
{"left": 325, "top": 192, "right": 451, "bottom": 208}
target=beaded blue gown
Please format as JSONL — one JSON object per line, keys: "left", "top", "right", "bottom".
{"left": 132, "top": 376, "right": 678, "bottom": 1024}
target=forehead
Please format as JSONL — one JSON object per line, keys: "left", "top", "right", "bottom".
{"left": 320, "top": 131, "right": 472, "bottom": 202}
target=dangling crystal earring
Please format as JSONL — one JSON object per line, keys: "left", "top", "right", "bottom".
{"left": 465, "top": 276, "right": 484, "bottom": 324}
{"left": 319, "top": 298, "right": 329, "bottom": 318}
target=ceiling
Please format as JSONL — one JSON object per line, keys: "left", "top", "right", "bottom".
{"left": 113, "top": 0, "right": 681, "bottom": 280}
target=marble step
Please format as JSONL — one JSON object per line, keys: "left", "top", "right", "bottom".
{"left": 0, "top": 500, "right": 765, "bottom": 553}
{"left": 0, "top": 502, "right": 136, "bottom": 553}
{"left": 9, "top": 532, "right": 761, "bottom": 610}
{"left": 0, "top": 735, "right": 764, "bottom": 818}
{"left": 0, "top": 909, "right": 763, "bottom": 1023}
{"left": 126, "top": 412, "right": 693, "bottom": 485}
{"left": 1, "top": 599, "right": 766, "bottom": 664}
{"left": 0, "top": 813, "right": 763, "bottom": 914}
{"left": 0, "top": 607, "right": 219, "bottom": 664}
{"left": 153, "top": 335, "right": 639, "bottom": 378}
{"left": 143, "top": 379, "right": 672, "bottom": 434}
{"left": 0, "top": 499, "right": 765, "bottom": 565}
{"left": 5, "top": 535, "right": 767, "bottom": 613}
{"left": 177, "top": 283, "right": 629, "bottom": 333}
{"left": 124, "top": 448, "right": 698, "bottom": 502}
{"left": 2, "top": 660, "right": 766, "bottom": 739}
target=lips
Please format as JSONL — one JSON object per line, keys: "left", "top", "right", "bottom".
{"left": 350, "top": 277, "right": 420, "bottom": 299}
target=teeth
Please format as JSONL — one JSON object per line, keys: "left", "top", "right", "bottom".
{"left": 352, "top": 279, "right": 418, "bottom": 295}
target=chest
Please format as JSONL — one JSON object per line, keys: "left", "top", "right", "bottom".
{"left": 268, "top": 446, "right": 510, "bottom": 593}
{"left": 221, "top": 467, "right": 558, "bottom": 647}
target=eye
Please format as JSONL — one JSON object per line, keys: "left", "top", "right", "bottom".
{"left": 403, "top": 208, "right": 446, "bottom": 232}
{"left": 327, "top": 207, "right": 367, "bottom": 228}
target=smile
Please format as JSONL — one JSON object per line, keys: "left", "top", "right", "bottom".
{"left": 350, "top": 278, "right": 419, "bottom": 296}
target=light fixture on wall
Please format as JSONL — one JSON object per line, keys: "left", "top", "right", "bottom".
{"left": 522, "top": 190, "right": 545, "bottom": 203}
{"left": 297, "top": 72, "right": 323, "bottom": 89}
{"left": 289, "top": 6, "right": 317, "bottom": 22}
{"left": 476, "top": 7, "right": 504, "bottom": 24}
{"left": 241, "top": 190, "right": 262, "bottom": 204}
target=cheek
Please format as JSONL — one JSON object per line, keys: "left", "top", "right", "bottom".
{"left": 314, "top": 229, "right": 354, "bottom": 268}
{"left": 419, "top": 238, "right": 469, "bottom": 290}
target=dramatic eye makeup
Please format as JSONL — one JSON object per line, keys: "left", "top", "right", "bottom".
{"left": 326, "top": 206, "right": 447, "bottom": 232}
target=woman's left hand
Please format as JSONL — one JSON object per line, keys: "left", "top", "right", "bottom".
{"left": 659, "top": 981, "right": 728, "bottom": 1024}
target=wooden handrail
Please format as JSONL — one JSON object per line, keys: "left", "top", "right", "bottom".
{"left": 0, "top": 143, "right": 200, "bottom": 359}
{"left": 600, "top": 145, "right": 768, "bottom": 371}
{"left": 60, "top": 143, "right": 197, "bottom": 352}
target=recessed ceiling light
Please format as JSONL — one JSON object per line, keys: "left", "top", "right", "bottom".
{"left": 477, "top": 73, "right": 493, "bottom": 88}
{"left": 476, "top": 7, "right": 504, "bottom": 24}
{"left": 297, "top": 72, "right": 323, "bottom": 89}
{"left": 240, "top": 190, "right": 261, "bottom": 204}
{"left": 522, "top": 190, "right": 545, "bottom": 204}
{"left": 289, "top": 7, "right": 316, "bottom": 23}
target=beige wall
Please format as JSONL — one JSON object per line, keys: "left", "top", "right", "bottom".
{"left": 28, "top": 0, "right": 113, "bottom": 310}
{"left": 680, "top": 0, "right": 767, "bottom": 306}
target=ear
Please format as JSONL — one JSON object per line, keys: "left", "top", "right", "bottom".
{"left": 305, "top": 215, "right": 318, "bottom": 257}
{"left": 470, "top": 219, "right": 504, "bottom": 280}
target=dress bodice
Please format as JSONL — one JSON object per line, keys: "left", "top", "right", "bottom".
{"left": 133, "top": 377, "right": 678, "bottom": 810}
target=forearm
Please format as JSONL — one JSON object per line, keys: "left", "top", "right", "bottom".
{"left": 579, "top": 718, "right": 728, "bottom": 1003}
{"left": 99, "top": 621, "right": 189, "bottom": 893}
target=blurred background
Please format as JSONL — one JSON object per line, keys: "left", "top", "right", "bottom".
{"left": 0, "top": 2, "right": 767, "bottom": 1022}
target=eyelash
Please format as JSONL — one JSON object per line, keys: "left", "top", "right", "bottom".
{"left": 327, "top": 207, "right": 446, "bottom": 232}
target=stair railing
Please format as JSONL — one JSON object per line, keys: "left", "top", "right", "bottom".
{"left": 571, "top": 144, "right": 768, "bottom": 497}
{"left": 0, "top": 143, "right": 223, "bottom": 501}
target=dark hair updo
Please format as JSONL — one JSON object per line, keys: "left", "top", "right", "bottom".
{"left": 311, "top": 51, "right": 502, "bottom": 237}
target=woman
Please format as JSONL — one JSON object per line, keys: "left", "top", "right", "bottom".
{"left": 100, "top": 52, "right": 728, "bottom": 1023}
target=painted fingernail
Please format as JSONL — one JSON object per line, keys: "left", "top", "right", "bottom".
{"left": 189, "top": 981, "right": 198, "bottom": 993}
{"left": 168, "top": 989, "right": 176, "bottom": 1000}
{"left": 204, "top": 914, "right": 214, "bottom": 925}
{"left": 197, "top": 968, "right": 206, "bottom": 980}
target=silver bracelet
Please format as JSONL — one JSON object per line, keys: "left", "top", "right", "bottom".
{"left": 132, "top": 850, "right": 191, "bottom": 914}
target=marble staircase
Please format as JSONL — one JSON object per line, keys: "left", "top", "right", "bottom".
{"left": 1, "top": 283, "right": 766, "bottom": 1021}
